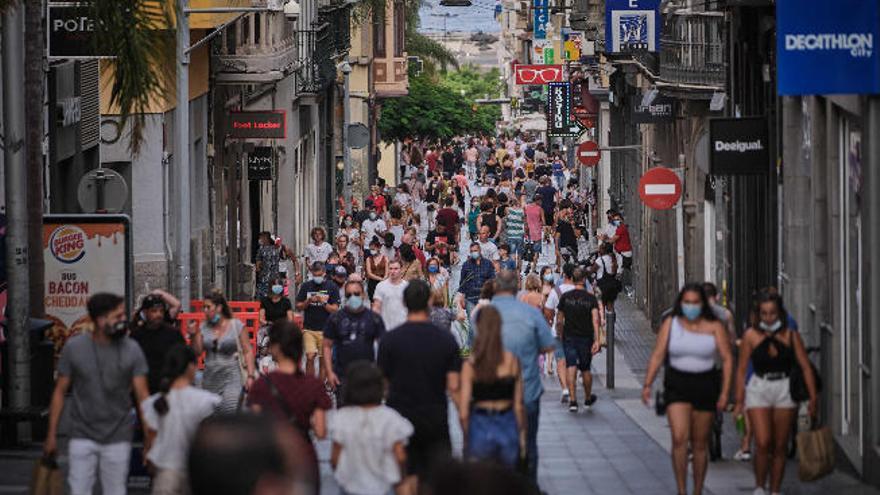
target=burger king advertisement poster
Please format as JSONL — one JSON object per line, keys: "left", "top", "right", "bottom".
{"left": 43, "top": 215, "right": 132, "bottom": 337}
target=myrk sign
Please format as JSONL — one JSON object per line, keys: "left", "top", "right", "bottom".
{"left": 709, "top": 117, "right": 769, "bottom": 176}
{"left": 777, "top": 0, "right": 880, "bottom": 95}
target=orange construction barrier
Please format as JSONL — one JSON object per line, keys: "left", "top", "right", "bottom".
{"left": 190, "top": 300, "right": 261, "bottom": 314}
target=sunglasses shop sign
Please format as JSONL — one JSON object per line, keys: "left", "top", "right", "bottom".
{"left": 514, "top": 65, "right": 564, "bottom": 85}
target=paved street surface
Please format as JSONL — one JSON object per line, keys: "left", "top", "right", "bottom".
{"left": 1, "top": 298, "right": 877, "bottom": 494}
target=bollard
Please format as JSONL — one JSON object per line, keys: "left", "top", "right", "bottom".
{"left": 606, "top": 310, "right": 616, "bottom": 389}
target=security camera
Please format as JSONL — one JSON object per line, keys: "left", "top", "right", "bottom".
{"left": 283, "top": 0, "right": 300, "bottom": 21}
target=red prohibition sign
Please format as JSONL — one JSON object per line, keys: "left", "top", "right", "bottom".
{"left": 576, "top": 141, "right": 600, "bottom": 167}
{"left": 638, "top": 167, "right": 682, "bottom": 210}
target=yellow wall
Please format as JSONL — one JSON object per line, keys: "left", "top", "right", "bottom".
{"left": 100, "top": 30, "right": 210, "bottom": 115}
{"left": 378, "top": 141, "right": 396, "bottom": 185}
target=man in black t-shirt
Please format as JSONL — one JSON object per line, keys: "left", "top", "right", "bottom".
{"left": 323, "top": 280, "right": 386, "bottom": 404}
{"left": 557, "top": 268, "right": 601, "bottom": 412}
{"left": 130, "top": 291, "right": 185, "bottom": 393}
{"left": 295, "top": 262, "right": 340, "bottom": 378}
{"left": 377, "top": 280, "right": 461, "bottom": 490}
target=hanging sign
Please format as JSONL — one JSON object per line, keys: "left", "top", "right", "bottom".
{"left": 577, "top": 141, "right": 601, "bottom": 167}
{"left": 546, "top": 83, "right": 586, "bottom": 137}
{"left": 632, "top": 94, "right": 676, "bottom": 123}
{"left": 48, "top": 4, "right": 115, "bottom": 59}
{"left": 247, "top": 147, "right": 275, "bottom": 180}
{"left": 605, "top": 0, "right": 661, "bottom": 54}
{"left": 514, "top": 64, "right": 564, "bottom": 85}
{"left": 777, "top": 0, "right": 880, "bottom": 95}
{"left": 229, "top": 111, "right": 286, "bottom": 139}
{"left": 709, "top": 117, "right": 770, "bottom": 175}
{"left": 533, "top": 0, "right": 549, "bottom": 40}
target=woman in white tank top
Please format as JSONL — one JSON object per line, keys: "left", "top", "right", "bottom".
{"left": 641, "top": 283, "right": 734, "bottom": 495}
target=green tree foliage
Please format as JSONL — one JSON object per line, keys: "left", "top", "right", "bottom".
{"left": 378, "top": 67, "right": 503, "bottom": 142}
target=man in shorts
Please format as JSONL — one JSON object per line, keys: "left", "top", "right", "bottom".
{"left": 295, "top": 262, "right": 340, "bottom": 378}
{"left": 557, "top": 268, "right": 601, "bottom": 412}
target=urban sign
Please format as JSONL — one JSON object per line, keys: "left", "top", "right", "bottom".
{"left": 605, "top": 0, "right": 661, "bottom": 54}
{"left": 247, "top": 147, "right": 274, "bottom": 180}
{"left": 709, "top": 117, "right": 770, "bottom": 175}
{"left": 632, "top": 94, "right": 675, "bottom": 123}
{"left": 513, "top": 64, "right": 564, "bottom": 85}
{"left": 546, "top": 83, "right": 586, "bottom": 137}
{"left": 576, "top": 141, "right": 601, "bottom": 167}
{"left": 47, "top": 4, "right": 115, "bottom": 59}
{"left": 777, "top": 0, "right": 880, "bottom": 95}
{"left": 533, "top": 0, "right": 549, "bottom": 40}
{"left": 228, "top": 111, "right": 286, "bottom": 139}
{"left": 638, "top": 167, "right": 682, "bottom": 210}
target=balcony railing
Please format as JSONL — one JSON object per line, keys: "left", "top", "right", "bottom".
{"left": 295, "top": 25, "right": 336, "bottom": 93}
{"left": 659, "top": 12, "right": 726, "bottom": 88}
{"left": 213, "top": 13, "right": 297, "bottom": 82}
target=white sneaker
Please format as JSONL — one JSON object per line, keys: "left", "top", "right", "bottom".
{"left": 733, "top": 449, "right": 752, "bottom": 461}
{"left": 753, "top": 488, "right": 766, "bottom": 495}
{"left": 561, "top": 390, "right": 570, "bottom": 403}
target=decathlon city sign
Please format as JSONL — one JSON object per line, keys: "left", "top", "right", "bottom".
{"left": 777, "top": 0, "right": 880, "bottom": 95}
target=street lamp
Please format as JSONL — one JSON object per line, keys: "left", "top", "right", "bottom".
{"left": 175, "top": 0, "right": 297, "bottom": 308}
{"left": 338, "top": 61, "right": 352, "bottom": 214}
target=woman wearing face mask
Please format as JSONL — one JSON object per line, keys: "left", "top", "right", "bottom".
{"left": 399, "top": 244, "right": 424, "bottom": 282}
{"left": 642, "top": 284, "right": 733, "bottom": 495}
{"left": 339, "top": 215, "right": 362, "bottom": 271}
{"left": 734, "top": 291, "right": 816, "bottom": 495}
{"left": 426, "top": 257, "right": 449, "bottom": 297}
{"left": 190, "top": 291, "right": 256, "bottom": 414}
{"left": 259, "top": 278, "right": 294, "bottom": 327}
{"left": 333, "top": 234, "right": 357, "bottom": 275}
{"left": 365, "top": 239, "right": 388, "bottom": 301}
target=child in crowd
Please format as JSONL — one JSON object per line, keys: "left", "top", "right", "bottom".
{"left": 330, "top": 362, "right": 413, "bottom": 495}
{"left": 498, "top": 244, "right": 516, "bottom": 272}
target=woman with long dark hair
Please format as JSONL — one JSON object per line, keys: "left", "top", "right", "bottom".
{"left": 457, "top": 306, "right": 526, "bottom": 468}
{"left": 734, "top": 290, "right": 817, "bottom": 495}
{"left": 248, "top": 320, "right": 331, "bottom": 493}
{"left": 141, "top": 345, "right": 220, "bottom": 495}
{"left": 190, "top": 290, "right": 255, "bottom": 414}
{"left": 642, "top": 283, "right": 733, "bottom": 495}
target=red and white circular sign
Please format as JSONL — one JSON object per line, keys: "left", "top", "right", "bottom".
{"left": 576, "top": 141, "right": 600, "bottom": 167}
{"left": 638, "top": 167, "right": 682, "bottom": 210}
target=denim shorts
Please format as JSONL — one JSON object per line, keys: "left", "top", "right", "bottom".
{"left": 507, "top": 237, "right": 524, "bottom": 256}
{"left": 467, "top": 408, "right": 519, "bottom": 468}
{"left": 563, "top": 336, "right": 594, "bottom": 372}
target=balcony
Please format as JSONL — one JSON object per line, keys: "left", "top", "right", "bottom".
{"left": 213, "top": 12, "right": 298, "bottom": 83}
{"left": 373, "top": 0, "right": 408, "bottom": 97}
{"left": 293, "top": 3, "right": 351, "bottom": 95}
{"left": 659, "top": 11, "right": 726, "bottom": 89}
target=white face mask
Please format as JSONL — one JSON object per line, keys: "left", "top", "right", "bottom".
{"left": 759, "top": 319, "right": 783, "bottom": 333}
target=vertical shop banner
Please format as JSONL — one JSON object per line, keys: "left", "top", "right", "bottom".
{"left": 605, "top": 0, "right": 661, "bottom": 53}
{"left": 43, "top": 215, "right": 132, "bottom": 337}
{"left": 533, "top": 0, "right": 549, "bottom": 40}
{"left": 546, "top": 83, "right": 584, "bottom": 137}
{"left": 777, "top": 0, "right": 880, "bottom": 95}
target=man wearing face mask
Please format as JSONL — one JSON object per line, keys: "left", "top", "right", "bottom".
{"left": 45, "top": 293, "right": 150, "bottom": 494}
{"left": 323, "top": 280, "right": 386, "bottom": 403}
{"left": 131, "top": 291, "right": 185, "bottom": 394}
{"left": 361, "top": 203, "right": 387, "bottom": 248}
{"left": 457, "top": 243, "right": 496, "bottom": 319}
{"left": 296, "top": 262, "right": 341, "bottom": 378}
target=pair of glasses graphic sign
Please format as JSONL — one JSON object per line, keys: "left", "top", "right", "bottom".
{"left": 514, "top": 64, "right": 564, "bottom": 85}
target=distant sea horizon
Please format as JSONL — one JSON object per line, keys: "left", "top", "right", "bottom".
{"left": 417, "top": 0, "right": 501, "bottom": 34}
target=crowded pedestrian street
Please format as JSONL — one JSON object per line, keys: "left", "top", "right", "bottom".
{"left": 2, "top": 0, "right": 880, "bottom": 494}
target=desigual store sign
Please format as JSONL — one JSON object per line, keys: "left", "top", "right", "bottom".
{"left": 777, "top": 0, "right": 880, "bottom": 95}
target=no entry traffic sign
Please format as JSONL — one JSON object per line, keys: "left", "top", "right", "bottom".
{"left": 638, "top": 167, "right": 682, "bottom": 210}
{"left": 577, "top": 141, "right": 600, "bottom": 167}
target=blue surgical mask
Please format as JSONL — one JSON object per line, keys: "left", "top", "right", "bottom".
{"left": 271, "top": 285, "right": 283, "bottom": 295}
{"left": 681, "top": 303, "right": 702, "bottom": 321}
{"left": 209, "top": 314, "right": 221, "bottom": 326}
{"left": 369, "top": 212, "right": 378, "bottom": 220}
{"left": 543, "top": 273, "right": 554, "bottom": 283}
{"left": 428, "top": 265, "right": 439, "bottom": 273}
{"left": 346, "top": 295, "right": 364, "bottom": 311}
{"left": 470, "top": 251, "right": 480, "bottom": 260}
{"left": 312, "top": 276, "right": 324, "bottom": 284}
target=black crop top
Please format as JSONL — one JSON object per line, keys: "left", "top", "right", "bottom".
{"left": 472, "top": 376, "right": 516, "bottom": 402}
{"left": 751, "top": 335, "right": 795, "bottom": 376}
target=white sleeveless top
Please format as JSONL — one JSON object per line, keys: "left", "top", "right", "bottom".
{"left": 668, "top": 317, "right": 717, "bottom": 373}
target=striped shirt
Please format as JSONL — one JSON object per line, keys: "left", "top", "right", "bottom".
{"left": 506, "top": 208, "right": 525, "bottom": 238}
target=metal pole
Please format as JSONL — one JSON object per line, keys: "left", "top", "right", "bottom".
{"left": 3, "top": 1, "right": 31, "bottom": 437}
{"left": 675, "top": 159, "right": 686, "bottom": 290}
{"left": 176, "top": 0, "right": 192, "bottom": 309}
{"left": 605, "top": 309, "right": 615, "bottom": 389}
{"left": 342, "top": 63, "right": 352, "bottom": 214}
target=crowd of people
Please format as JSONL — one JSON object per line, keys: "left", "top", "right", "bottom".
{"left": 41, "top": 133, "right": 818, "bottom": 495}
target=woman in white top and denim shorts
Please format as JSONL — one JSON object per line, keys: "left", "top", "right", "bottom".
{"left": 643, "top": 283, "right": 734, "bottom": 495}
